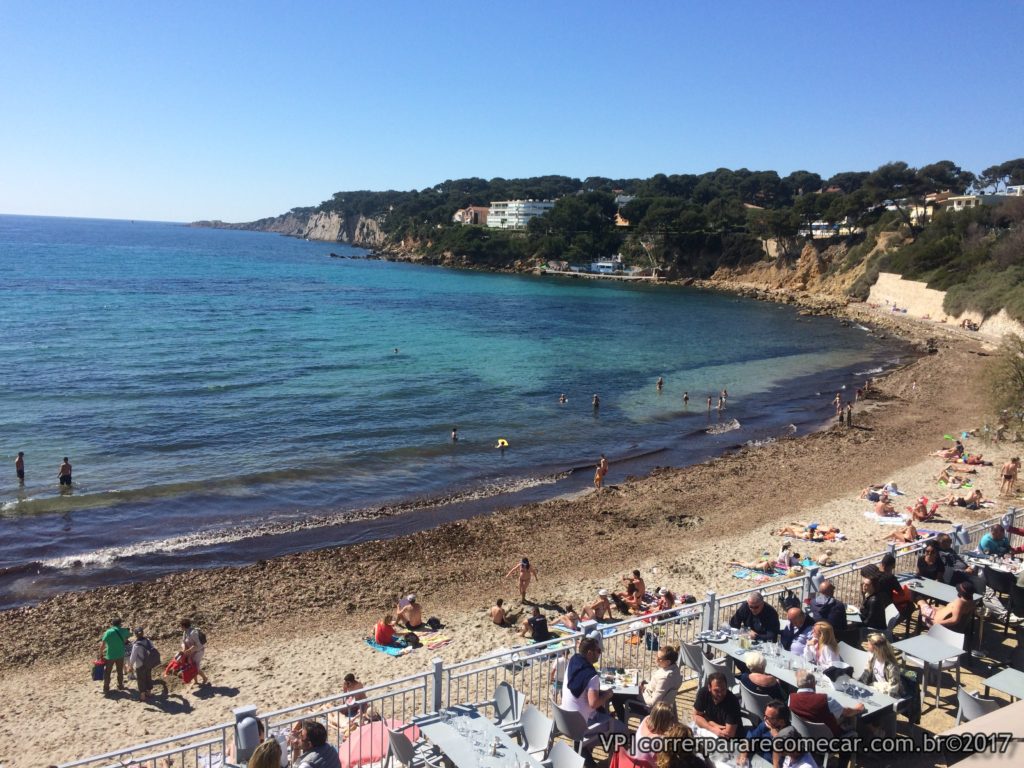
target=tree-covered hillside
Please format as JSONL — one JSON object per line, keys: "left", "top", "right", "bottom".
{"left": 299, "top": 158, "right": 1024, "bottom": 319}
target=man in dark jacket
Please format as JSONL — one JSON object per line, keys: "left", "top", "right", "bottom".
{"left": 780, "top": 607, "right": 814, "bottom": 655}
{"left": 296, "top": 721, "right": 340, "bottom": 768}
{"left": 729, "top": 592, "right": 780, "bottom": 642}
{"left": 809, "top": 580, "right": 847, "bottom": 633}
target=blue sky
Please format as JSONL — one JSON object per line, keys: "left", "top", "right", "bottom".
{"left": 1, "top": 1, "right": 1022, "bottom": 222}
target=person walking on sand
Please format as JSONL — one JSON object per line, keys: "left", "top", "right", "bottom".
{"left": 507, "top": 557, "right": 539, "bottom": 602}
{"left": 58, "top": 456, "right": 72, "bottom": 487}
{"left": 594, "top": 465, "right": 604, "bottom": 490}
{"left": 598, "top": 453, "right": 609, "bottom": 484}
{"left": 1000, "top": 457, "right": 1020, "bottom": 496}
{"left": 15, "top": 451, "right": 25, "bottom": 484}
{"left": 99, "top": 617, "right": 130, "bottom": 695}
{"left": 179, "top": 618, "right": 209, "bottom": 688}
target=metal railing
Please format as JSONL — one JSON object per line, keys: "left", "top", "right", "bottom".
{"left": 59, "top": 507, "right": 1024, "bottom": 768}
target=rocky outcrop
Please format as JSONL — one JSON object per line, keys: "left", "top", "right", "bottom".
{"left": 192, "top": 210, "right": 387, "bottom": 249}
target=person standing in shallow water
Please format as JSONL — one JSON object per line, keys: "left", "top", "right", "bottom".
{"left": 683, "top": 392, "right": 689, "bottom": 406}
{"left": 592, "top": 394, "right": 600, "bottom": 411}
{"left": 15, "top": 452, "right": 25, "bottom": 484}
{"left": 656, "top": 376, "right": 663, "bottom": 392}
{"left": 58, "top": 456, "right": 72, "bottom": 488}
{"left": 707, "top": 396, "right": 712, "bottom": 411}
{"left": 451, "top": 426, "right": 458, "bottom": 442}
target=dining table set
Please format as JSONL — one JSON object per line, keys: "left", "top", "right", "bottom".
{"left": 418, "top": 706, "right": 543, "bottom": 768}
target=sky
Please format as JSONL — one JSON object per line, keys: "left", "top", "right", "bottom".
{"left": 1, "top": 1, "right": 1022, "bottom": 222}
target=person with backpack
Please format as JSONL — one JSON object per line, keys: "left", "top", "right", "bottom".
{"left": 179, "top": 617, "right": 209, "bottom": 688}
{"left": 129, "top": 627, "right": 160, "bottom": 702}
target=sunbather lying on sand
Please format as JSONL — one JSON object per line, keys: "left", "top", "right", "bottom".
{"left": 553, "top": 604, "right": 580, "bottom": 630}
{"left": 937, "top": 468, "right": 969, "bottom": 488}
{"left": 937, "top": 488, "right": 984, "bottom": 510}
{"left": 731, "top": 543, "right": 800, "bottom": 574}
{"left": 859, "top": 482, "right": 900, "bottom": 501}
{"left": 776, "top": 522, "right": 843, "bottom": 540}
{"left": 880, "top": 517, "right": 918, "bottom": 543}
{"left": 932, "top": 440, "right": 965, "bottom": 459}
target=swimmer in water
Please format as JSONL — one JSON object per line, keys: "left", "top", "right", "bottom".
{"left": 656, "top": 376, "right": 663, "bottom": 392}
{"left": 559, "top": 393, "right": 567, "bottom": 404}
{"left": 451, "top": 426, "right": 458, "bottom": 442}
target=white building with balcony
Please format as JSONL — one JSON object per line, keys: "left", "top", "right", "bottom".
{"left": 487, "top": 199, "right": 555, "bottom": 230}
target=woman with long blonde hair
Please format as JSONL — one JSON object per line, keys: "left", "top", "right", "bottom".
{"left": 247, "top": 738, "right": 283, "bottom": 768}
{"left": 858, "top": 632, "right": 904, "bottom": 697}
{"left": 803, "top": 621, "right": 840, "bottom": 667}
{"left": 633, "top": 701, "right": 679, "bottom": 764}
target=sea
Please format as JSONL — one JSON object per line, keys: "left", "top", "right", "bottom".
{"left": 0, "top": 215, "right": 910, "bottom": 608}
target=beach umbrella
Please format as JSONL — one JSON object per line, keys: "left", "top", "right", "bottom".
{"left": 340, "top": 718, "right": 420, "bottom": 768}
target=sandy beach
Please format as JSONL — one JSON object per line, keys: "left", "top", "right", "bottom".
{"left": 0, "top": 306, "right": 1015, "bottom": 766}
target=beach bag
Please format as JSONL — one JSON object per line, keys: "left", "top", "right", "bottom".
{"left": 644, "top": 631, "right": 660, "bottom": 652}
{"left": 779, "top": 588, "right": 801, "bottom": 611}
{"left": 405, "top": 632, "right": 421, "bottom": 648}
{"left": 92, "top": 659, "right": 106, "bottom": 681}
{"left": 900, "top": 670, "right": 921, "bottom": 724}
{"left": 426, "top": 617, "right": 442, "bottom": 631}
{"left": 179, "top": 658, "right": 198, "bottom": 684}
{"left": 196, "top": 628, "right": 207, "bottom": 646}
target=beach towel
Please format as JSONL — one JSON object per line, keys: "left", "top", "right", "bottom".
{"left": 864, "top": 511, "right": 906, "bottom": 525}
{"left": 364, "top": 637, "right": 412, "bottom": 657}
{"left": 732, "top": 569, "right": 773, "bottom": 584}
{"left": 425, "top": 635, "right": 452, "bottom": 651}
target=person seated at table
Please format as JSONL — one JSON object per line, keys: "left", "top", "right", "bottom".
{"left": 859, "top": 574, "right": 890, "bottom": 632}
{"left": 633, "top": 701, "right": 679, "bottom": 764}
{"left": 938, "top": 488, "right": 984, "bottom": 510}
{"left": 692, "top": 672, "right": 742, "bottom": 739}
{"left": 809, "top": 581, "right": 847, "bottom": 633}
{"left": 562, "top": 636, "right": 628, "bottom": 736}
{"left": 936, "top": 533, "right": 975, "bottom": 586}
{"left": 395, "top": 594, "right": 425, "bottom": 630}
{"left": 857, "top": 633, "right": 904, "bottom": 697}
{"left": 581, "top": 589, "right": 614, "bottom": 621}
{"left": 789, "top": 668, "right": 863, "bottom": 737}
{"left": 553, "top": 603, "right": 580, "bottom": 630}
{"left": 916, "top": 541, "right": 945, "bottom": 581}
{"left": 880, "top": 516, "right": 918, "bottom": 543}
{"left": 918, "top": 581, "right": 975, "bottom": 633}
{"left": 639, "top": 645, "right": 683, "bottom": 715}
{"left": 780, "top": 607, "right": 813, "bottom": 656}
{"left": 803, "top": 621, "right": 840, "bottom": 667}
{"left": 772, "top": 725, "right": 821, "bottom": 768}
{"left": 979, "top": 524, "right": 1014, "bottom": 556}
{"left": 520, "top": 606, "right": 552, "bottom": 642}
{"left": 736, "top": 700, "right": 790, "bottom": 767}
{"left": 730, "top": 591, "right": 781, "bottom": 642}
{"left": 655, "top": 723, "right": 709, "bottom": 768}
{"left": 738, "top": 651, "right": 786, "bottom": 700}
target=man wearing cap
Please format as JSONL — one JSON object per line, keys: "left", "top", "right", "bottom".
{"left": 99, "top": 618, "right": 130, "bottom": 695}
{"left": 396, "top": 594, "right": 425, "bottom": 630}
{"left": 581, "top": 589, "right": 613, "bottom": 621}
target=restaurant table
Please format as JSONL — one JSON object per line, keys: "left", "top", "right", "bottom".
{"left": 893, "top": 634, "right": 963, "bottom": 708}
{"left": 420, "top": 710, "right": 544, "bottom": 768}
{"left": 982, "top": 667, "right": 1024, "bottom": 701}
{"left": 706, "top": 634, "right": 898, "bottom": 725}
{"left": 898, "top": 574, "right": 961, "bottom": 604}
{"left": 599, "top": 668, "right": 640, "bottom": 697}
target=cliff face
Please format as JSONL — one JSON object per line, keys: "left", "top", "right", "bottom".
{"left": 193, "top": 211, "right": 387, "bottom": 249}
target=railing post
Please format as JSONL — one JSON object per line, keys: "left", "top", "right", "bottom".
{"left": 232, "top": 705, "right": 259, "bottom": 764}
{"left": 702, "top": 591, "right": 717, "bottom": 632}
{"left": 431, "top": 657, "right": 444, "bottom": 714}
{"left": 803, "top": 567, "right": 819, "bottom": 604}
{"left": 886, "top": 542, "right": 896, "bottom": 558}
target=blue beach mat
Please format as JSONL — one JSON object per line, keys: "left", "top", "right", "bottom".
{"left": 364, "top": 637, "right": 412, "bottom": 657}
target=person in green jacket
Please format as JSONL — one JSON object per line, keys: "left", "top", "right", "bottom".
{"left": 99, "top": 618, "right": 130, "bottom": 695}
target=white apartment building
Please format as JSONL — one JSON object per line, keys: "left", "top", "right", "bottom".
{"left": 487, "top": 199, "right": 555, "bottom": 230}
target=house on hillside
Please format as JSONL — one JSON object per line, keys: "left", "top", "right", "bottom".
{"left": 452, "top": 206, "right": 490, "bottom": 226}
{"left": 487, "top": 200, "right": 555, "bottom": 230}
{"left": 947, "top": 192, "right": 1018, "bottom": 212}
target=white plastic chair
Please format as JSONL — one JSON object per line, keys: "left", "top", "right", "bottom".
{"left": 546, "top": 741, "right": 585, "bottom": 768}
{"left": 790, "top": 713, "right": 843, "bottom": 768}
{"left": 837, "top": 641, "right": 869, "bottom": 679}
{"left": 491, "top": 681, "right": 526, "bottom": 736}
{"left": 955, "top": 686, "right": 1003, "bottom": 725}
{"left": 701, "top": 655, "right": 737, "bottom": 692}
{"left": 550, "top": 701, "right": 604, "bottom": 754}
{"left": 739, "top": 682, "right": 772, "bottom": 721}
{"left": 520, "top": 704, "right": 553, "bottom": 761}
{"left": 679, "top": 641, "right": 706, "bottom": 682}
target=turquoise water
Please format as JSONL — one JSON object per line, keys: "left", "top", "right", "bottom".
{"left": 0, "top": 215, "right": 904, "bottom": 606}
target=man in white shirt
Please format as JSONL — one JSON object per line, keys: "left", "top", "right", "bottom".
{"left": 562, "top": 636, "right": 628, "bottom": 735}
